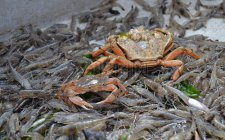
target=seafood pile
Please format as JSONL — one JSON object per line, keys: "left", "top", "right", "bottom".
{"left": 1, "top": 0, "right": 225, "bottom": 139}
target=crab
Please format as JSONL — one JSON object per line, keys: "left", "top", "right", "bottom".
{"left": 56, "top": 71, "right": 128, "bottom": 109}
{"left": 84, "top": 27, "right": 200, "bottom": 81}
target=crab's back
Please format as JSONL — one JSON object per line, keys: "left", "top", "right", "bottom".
{"left": 117, "top": 34, "right": 168, "bottom": 61}
{"left": 76, "top": 75, "right": 108, "bottom": 88}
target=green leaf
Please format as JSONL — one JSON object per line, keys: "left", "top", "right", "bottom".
{"left": 82, "top": 63, "right": 90, "bottom": 70}
{"left": 174, "top": 81, "right": 200, "bottom": 98}
{"left": 87, "top": 71, "right": 94, "bottom": 75}
{"left": 83, "top": 54, "right": 92, "bottom": 59}
{"left": 82, "top": 55, "right": 101, "bottom": 75}
{"left": 21, "top": 136, "right": 32, "bottom": 140}
{"left": 119, "top": 135, "right": 128, "bottom": 140}
{"left": 82, "top": 63, "right": 101, "bottom": 75}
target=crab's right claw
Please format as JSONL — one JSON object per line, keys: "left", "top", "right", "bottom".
{"left": 69, "top": 96, "right": 93, "bottom": 110}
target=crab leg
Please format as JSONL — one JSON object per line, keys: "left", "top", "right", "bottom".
{"left": 96, "top": 84, "right": 120, "bottom": 104}
{"left": 139, "top": 60, "right": 162, "bottom": 67}
{"left": 102, "top": 51, "right": 116, "bottom": 56}
{"left": 139, "top": 59, "right": 184, "bottom": 81}
{"left": 110, "top": 43, "right": 126, "bottom": 57}
{"left": 164, "top": 43, "right": 174, "bottom": 55}
{"left": 91, "top": 44, "right": 111, "bottom": 57}
{"left": 85, "top": 55, "right": 137, "bottom": 75}
{"left": 69, "top": 96, "right": 94, "bottom": 110}
{"left": 165, "top": 47, "right": 200, "bottom": 60}
{"left": 102, "top": 55, "right": 135, "bottom": 71}
{"left": 97, "top": 78, "right": 128, "bottom": 104}
{"left": 102, "top": 58, "right": 117, "bottom": 72}
{"left": 102, "top": 56, "right": 137, "bottom": 72}
{"left": 91, "top": 41, "right": 126, "bottom": 58}
{"left": 161, "top": 60, "right": 184, "bottom": 81}
{"left": 84, "top": 56, "right": 109, "bottom": 75}
{"left": 99, "top": 69, "right": 122, "bottom": 76}
{"left": 106, "top": 78, "right": 128, "bottom": 95}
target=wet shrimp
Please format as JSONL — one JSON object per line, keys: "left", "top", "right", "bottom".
{"left": 193, "top": 69, "right": 208, "bottom": 88}
{"left": 164, "top": 84, "right": 210, "bottom": 113}
{"left": 148, "top": 110, "right": 184, "bottom": 120}
{"left": 10, "top": 90, "right": 48, "bottom": 99}
{"left": 128, "top": 104, "right": 159, "bottom": 112}
{"left": 22, "top": 54, "right": 62, "bottom": 71}
{"left": 123, "top": 72, "right": 140, "bottom": 87}
{"left": 203, "top": 87, "right": 225, "bottom": 107}
{"left": 212, "top": 115, "right": 225, "bottom": 130}
{"left": 55, "top": 116, "right": 111, "bottom": 134}
{"left": 210, "top": 61, "right": 219, "bottom": 89}
{"left": 174, "top": 70, "right": 199, "bottom": 84}
{"left": 132, "top": 85, "right": 164, "bottom": 107}
{"left": 161, "top": 129, "right": 174, "bottom": 140}
{"left": 167, "top": 109, "right": 191, "bottom": 119}
{"left": 46, "top": 99, "right": 71, "bottom": 112}
{"left": 118, "top": 97, "right": 149, "bottom": 107}
{"left": 53, "top": 111, "right": 103, "bottom": 125}
{"left": 20, "top": 107, "right": 45, "bottom": 134}
{"left": 8, "top": 60, "right": 32, "bottom": 89}
{"left": 133, "top": 0, "right": 151, "bottom": 11}
{"left": 196, "top": 118, "right": 225, "bottom": 139}
{"left": 8, "top": 113, "right": 20, "bottom": 138}
{"left": 144, "top": 78, "right": 168, "bottom": 98}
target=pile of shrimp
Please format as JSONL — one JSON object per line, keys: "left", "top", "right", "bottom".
{"left": 0, "top": 0, "right": 225, "bottom": 139}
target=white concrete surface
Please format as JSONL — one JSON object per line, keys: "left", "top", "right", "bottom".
{"left": 185, "top": 18, "right": 225, "bottom": 41}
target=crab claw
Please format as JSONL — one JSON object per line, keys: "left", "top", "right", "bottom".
{"left": 96, "top": 89, "right": 127, "bottom": 105}
{"left": 69, "top": 96, "right": 93, "bottom": 110}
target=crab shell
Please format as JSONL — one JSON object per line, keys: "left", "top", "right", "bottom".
{"left": 116, "top": 27, "right": 173, "bottom": 61}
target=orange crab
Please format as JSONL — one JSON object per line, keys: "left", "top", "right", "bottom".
{"left": 84, "top": 27, "right": 200, "bottom": 81}
{"left": 56, "top": 71, "right": 128, "bottom": 109}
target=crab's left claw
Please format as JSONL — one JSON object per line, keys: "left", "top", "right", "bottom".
{"left": 69, "top": 96, "right": 93, "bottom": 110}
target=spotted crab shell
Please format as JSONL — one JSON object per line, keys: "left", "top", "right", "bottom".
{"left": 117, "top": 32, "right": 170, "bottom": 61}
